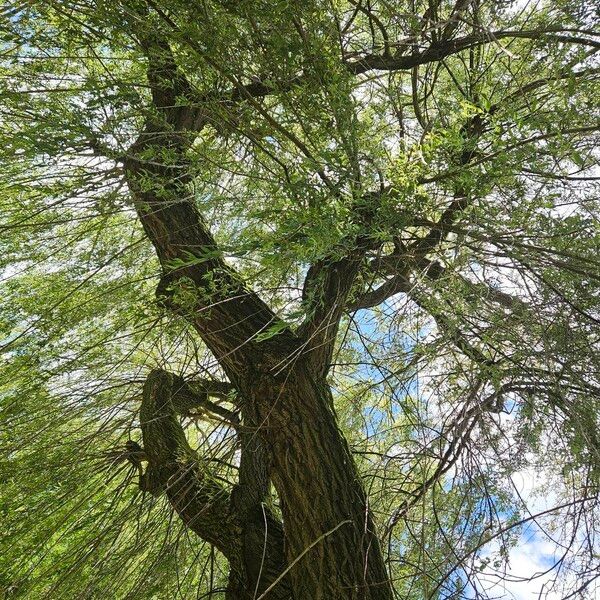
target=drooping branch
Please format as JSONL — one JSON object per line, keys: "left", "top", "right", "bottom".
{"left": 440, "top": 0, "right": 473, "bottom": 41}
{"left": 412, "top": 291, "right": 494, "bottom": 367}
{"left": 384, "top": 374, "right": 516, "bottom": 535}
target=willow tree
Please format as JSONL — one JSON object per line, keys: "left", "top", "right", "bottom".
{"left": 1, "top": 1, "right": 599, "bottom": 598}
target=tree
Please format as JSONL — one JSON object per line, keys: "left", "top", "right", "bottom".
{"left": 1, "top": 0, "right": 599, "bottom": 598}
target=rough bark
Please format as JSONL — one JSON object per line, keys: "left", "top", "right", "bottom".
{"left": 122, "top": 20, "right": 393, "bottom": 599}
{"left": 139, "top": 369, "right": 291, "bottom": 599}
{"left": 137, "top": 364, "right": 393, "bottom": 598}
{"left": 242, "top": 362, "right": 392, "bottom": 599}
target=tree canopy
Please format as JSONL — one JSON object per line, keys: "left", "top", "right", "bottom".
{"left": 1, "top": 1, "right": 599, "bottom": 598}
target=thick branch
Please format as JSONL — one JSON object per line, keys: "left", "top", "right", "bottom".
{"left": 140, "top": 369, "right": 240, "bottom": 556}
{"left": 348, "top": 272, "right": 412, "bottom": 311}
{"left": 349, "top": 252, "right": 528, "bottom": 315}
{"left": 297, "top": 196, "right": 380, "bottom": 373}
{"left": 348, "top": 106, "right": 485, "bottom": 314}
{"left": 419, "top": 258, "right": 529, "bottom": 312}
{"left": 140, "top": 370, "right": 290, "bottom": 599}
{"left": 224, "top": 30, "right": 600, "bottom": 105}
{"left": 297, "top": 254, "right": 365, "bottom": 372}
{"left": 346, "top": 29, "right": 600, "bottom": 75}
{"left": 124, "top": 29, "right": 298, "bottom": 379}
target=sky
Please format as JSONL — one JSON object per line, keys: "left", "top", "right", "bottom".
{"left": 351, "top": 297, "right": 599, "bottom": 600}
{"left": 470, "top": 466, "right": 599, "bottom": 600}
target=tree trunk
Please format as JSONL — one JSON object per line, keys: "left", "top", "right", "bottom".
{"left": 241, "top": 361, "right": 392, "bottom": 599}
{"left": 121, "top": 25, "right": 393, "bottom": 598}
{"left": 140, "top": 370, "right": 291, "bottom": 599}
{"left": 124, "top": 162, "right": 394, "bottom": 597}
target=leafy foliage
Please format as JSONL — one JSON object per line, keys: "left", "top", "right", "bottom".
{"left": 1, "top": 0, "right": 599, "bottom": 598}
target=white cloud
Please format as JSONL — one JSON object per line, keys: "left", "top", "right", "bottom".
{"left": 471, "top": 464, "right": 599, "bottom": 600}
{"left": 477, "top": 532, "right": 563, "bottom": 600}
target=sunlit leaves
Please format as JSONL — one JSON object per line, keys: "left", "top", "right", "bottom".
{"left": 1, "top": 0, "right": 600, "bottom": 597}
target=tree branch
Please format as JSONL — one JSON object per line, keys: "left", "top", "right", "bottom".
{"left": 297, "top": 195, "right": 381, "bottom": 373}
{"left": 347, "top": 272, "right": 412, "bottom": 311}
{"left": 124, "top": 24, "right": 299, "bottom": 380}
{"left": 131, "top": 5, "right": 600, "bottom": 137}
{"left": 169, "top": 373, "right": 239, "bottom": 425}
{"left": 346, "top": 29, "right": 600, "bottom": 75}
{"left": 139, "top": 369, "right": 240, "bottom": 556}
{"left": 139, "top": 370, "right": 290, "bottom": 599}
